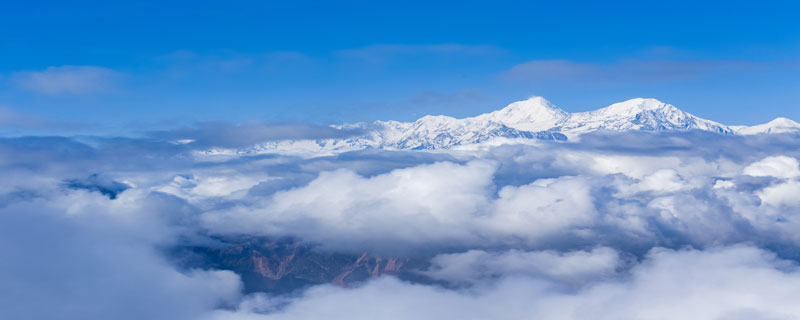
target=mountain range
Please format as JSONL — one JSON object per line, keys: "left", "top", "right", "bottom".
{"left": 199, "top": 97, "right": 800, "bottom": 156}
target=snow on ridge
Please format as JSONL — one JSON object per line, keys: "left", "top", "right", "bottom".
{"left": 559, "top": 98, "right": 733, "bottom": 137}
{"left": 733, "top": 117, "right": 800, "bottom": 135}
{"left": 197, "top": 97, "right": 797, "bottom": 157}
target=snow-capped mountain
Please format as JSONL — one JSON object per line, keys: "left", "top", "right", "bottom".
{"left": 197, "top": 97, "right": 798, "bottom": 157}
{"left": 558, "top": 98, "right": 733, "bottom": 137}
{"left": 473, "top": 96, "right": 569, "bottom": 132}
{"left": 731, "top": 117, "right": 800, "bottom": 135}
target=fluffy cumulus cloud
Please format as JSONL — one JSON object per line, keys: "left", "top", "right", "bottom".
{"left": 0, "top": 189, "right": 242, "bottom": 320}
{"left": 758, "top": 180, "right": 800, "bottom": 207}
{"left": 200, "top": 160, "right": 498, "bottom": 252}
{"left": 195, "top": 149, "right": 800, "bottom": 252}
{"left": 3, "top": 130, "right": 800, "bottom": 319}
{"left": 743, "top": 155, "right": 800, "bottom": 179}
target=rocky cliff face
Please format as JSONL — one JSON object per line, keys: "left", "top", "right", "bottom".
{"left": 180, "top": 238, "right": 426, "bottom": 293}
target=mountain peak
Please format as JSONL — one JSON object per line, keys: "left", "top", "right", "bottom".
{"left": 595, "top": 98, "right": 674, "bottom": 116}
{"left": 734, "top": 117, "right": 800, "bottom": 135}
{"left": 476, "top": 96, "right": 568, "bottom": 131}
{"left": 767, "top": 117, "right": 800, "bottom": 126}
{"left": 502, "top": 96, "right": 562, "bottom": 113}
{"left": 562, "top": 98, "right": 732, "bottom": 136}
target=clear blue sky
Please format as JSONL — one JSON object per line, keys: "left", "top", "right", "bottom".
{"left": 1, "top": 0, "right": 799, "bottom": 133}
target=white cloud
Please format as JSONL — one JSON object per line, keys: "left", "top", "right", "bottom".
{"left": 189, "top": 143, "right": 800, "bottom": 252}
{"left": 484, "top": 176, "right": 597, "bottom": 240}
{"left": 615, "top": 168, "right": 695, "bottom": 197}
{"left": 758, "top": 180, "right": 800, "bottom": 207}
{"left": 155, "top": 173, "right": 269, "bottom": 199}
{"left": 201, "top": 160, "right": 498, "bottom": 251}
{"left": 0, "top": 189, "right": 241, "bottom": 320}
{"left": 4, "top": 129, "right": 800, "bottom": 319}
{"left": 714, "top": 179, "right": 736, "bottom": 189}
{"left": 743, "top": 156, "right": 800, "bottom": 179}
{"left": 568, "top": 153, "right": 684, "bottom": 179}
{"left": 635, "top": 169, "right": 692, "bottom": 193}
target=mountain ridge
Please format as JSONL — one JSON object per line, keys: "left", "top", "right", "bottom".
{"left": 197, "top": 97, "right": 800, "bottom": 157}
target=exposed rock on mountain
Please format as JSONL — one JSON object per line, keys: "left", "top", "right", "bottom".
{"left": 182, "top": 238, "right": 427, "bottom": 294}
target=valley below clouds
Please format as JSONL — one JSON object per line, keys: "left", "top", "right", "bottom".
{"left": 3, "top": 128, "right": 800, "bottom": 319}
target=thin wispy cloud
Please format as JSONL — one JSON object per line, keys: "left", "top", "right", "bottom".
{"left": 501, "top": 58, "right": 776, "bottom": 85}
{"left": 149, "top": 121, "right": 365, "bottom": 148}
{"left": 0, "top": 106, "right": 47, "bottom": 128}
{"left": 160, "top": 50, "right": 316, "bottom": 73}
{"left": 337, "top": 43, "right": 504, "bottom": 64}
{"left": 0, "top": 105, "right": 91, "bottom": 135}
{"left": 12, "top": 65, "right": 125, "bottom": 95}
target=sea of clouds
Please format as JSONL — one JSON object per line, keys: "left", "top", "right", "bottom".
{"left": 3, "top": 127, "right": 800, "bottom": 319}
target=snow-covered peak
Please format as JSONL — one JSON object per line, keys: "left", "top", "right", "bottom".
{"left": 478, "top": 96, "right": 567, "bottom": 123}
{"left": 734, "top": 117, "right": 800, "bottom": 135}
{"left": 562, "top": 98, "right": 732, "bottom": 136}
{"left": 591, "top": 98, "right": 676, "bottom": 117}
{"left": 476, "top": 96, "right": 568, "bottom": 131}
{"left": 413, "top": 114, "right": 460, "bottom": 125}
{"left": 769, "top": 117, "right": 800, "bottom": 127}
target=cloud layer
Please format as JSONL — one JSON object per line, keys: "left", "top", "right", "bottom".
{"left": 2, "top": 129, "right": 800, "bottom": 319}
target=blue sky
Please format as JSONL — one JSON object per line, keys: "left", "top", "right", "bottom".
{"left": 1, "top": 0, "right": 799, "bottom": 133}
